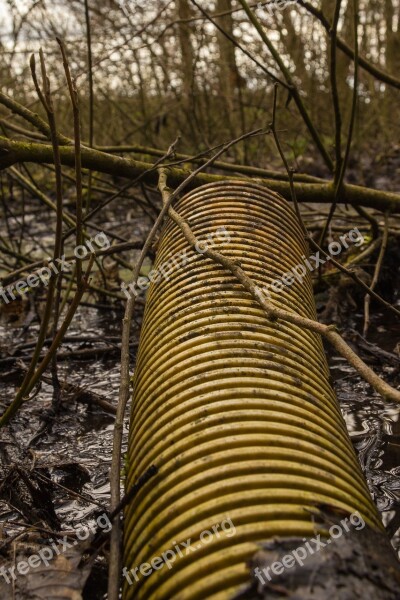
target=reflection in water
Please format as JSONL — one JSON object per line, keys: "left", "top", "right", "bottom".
{"left": 0, "top": 306, "right": 130, "bottom": 533}
{"left": 1, "top": 306, "right": 399, "bottom": 559}
{"left": 334, "top": 361, "right": 400, "bottom": 557}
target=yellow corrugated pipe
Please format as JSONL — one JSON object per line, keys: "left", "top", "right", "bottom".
{"left": 123, "top": 180, "right": 383, "bottom": 600}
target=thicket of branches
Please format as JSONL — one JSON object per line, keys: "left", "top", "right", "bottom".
{"left": 1, "top": 0, "right": 399, "bottom": 172}
{"left": 1, "top": 0, "right": 400, "bottom": 420}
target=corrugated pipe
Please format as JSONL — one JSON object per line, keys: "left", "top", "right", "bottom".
{"left": 123, "top": 181, "right": 389, "bottom": 600}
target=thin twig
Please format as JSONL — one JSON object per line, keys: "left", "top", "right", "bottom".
{"left": 83, "top": 0, "right": 94, "bottom": 213}
{"left": 354, "top": 205, "right": 379, "bottom": 239}
{"left": 330, "top": 0, "right": 343, "bottom": 186}
{"left": 8, "top": 166, "right": 76, "bottom": 229}
{"left": 189, "top": 0, "right": 287, "bottom": 87}
{"left": 337, "top": 0, "right": 359, "bottom": 194}
{"left": 57, "top": 38, "right": 84, "bottom": 285}
{"left": 109, "top": 465, "right": 158, "bottom": 521}
{"left": 363, "top": 212, "right": 390, "bottom": 337}
{"left": 270, "top": 84, "right": 304, "bottom": 232}
{"left": 0, "top": 90, "right": 70, "bottom": 145}
{"left": 319, "top": 0, "right": 359, "bottom": 246}
{"left": 107, "top": 128, "right": 264, "bottom": 600}
{"left": 7, "top": 52, "right": 64, "bottom": 419}
{"left": 308, "top": 235, "right": 400, "bottom": 319}
{"left": 237, "top": 0, "right": 334, "bottom": 172}
{"left": 270, "top": 87, "right": 400, "bottom": 320}
{"left": 64, "top": 137, "right": 181, "bottom": 243}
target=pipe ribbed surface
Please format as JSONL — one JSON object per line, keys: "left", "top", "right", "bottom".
{"left": 123, "top": 180, "right": 382, "bottom": 600}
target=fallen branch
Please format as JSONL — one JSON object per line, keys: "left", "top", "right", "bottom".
{"left": 96, "top": 143, "right": 325, "bottom": 183}
{"left": 1, "top": 136, "right": 400, "bottom": 211}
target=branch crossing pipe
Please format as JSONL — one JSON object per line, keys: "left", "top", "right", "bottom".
{"left": 123, "top": 181, "right": 398, "bottom": 600}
